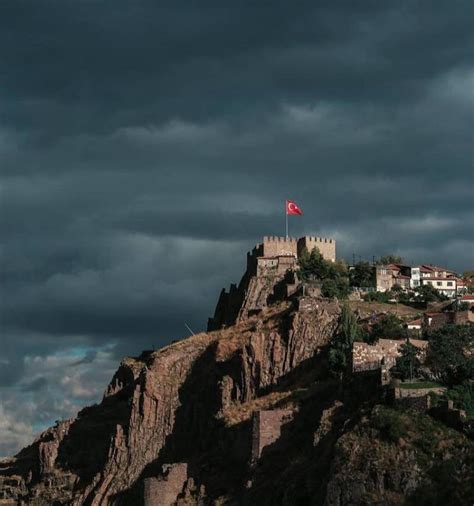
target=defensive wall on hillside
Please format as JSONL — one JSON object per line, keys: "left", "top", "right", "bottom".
{"left": 144, "top": 463, "right": 189, "bottom": 506}
{"left": 262, "top": 236, "right": 298, "bottom": 257}
{"left": 297, "top": 236, "right": 336, "bottom": 262}
{"left": 260, "top": 236, "right": 336, "bottom": 262}
{"left": 209, "top": 234, "right": 336, "bottom": 331}
{"left": 251, "top": 409, "right": 293, "bottom": 464}
{"left": 352, "top": 338, "right": 428, "bottom": 372}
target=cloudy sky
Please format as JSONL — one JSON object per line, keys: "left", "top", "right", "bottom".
{"left": 1, "top": 1, "right": 473, "bottom": 456}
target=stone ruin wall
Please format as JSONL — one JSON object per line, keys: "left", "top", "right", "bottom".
{"left": 144, "top": 463, "right": 188, "bottom": 506}
{"left": 143, "top": 410, "right": 295, "bottom": 504}
{"left": 251, "top": 409, "right": 293, "bottom": 463}
{"left": 257, "top": 255, "right": 297, "bottom": 276}
{"left": 352, "top": 339, "right": 429, "bottom": 372}
{"left": 352, "top": 339, "right": 404, "bottom": 372}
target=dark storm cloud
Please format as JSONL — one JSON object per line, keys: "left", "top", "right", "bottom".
{"left": 1, "top": 1, "right": 473, "bottom": 136}
{"left": 0, "top": 0, "right": 473, "bottom": 456}
{"left": 20, "top": 376, "right": 48, "bottom": 392}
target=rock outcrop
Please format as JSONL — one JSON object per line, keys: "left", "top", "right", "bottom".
{"left": 0, "top": 297, "right": 342, "bottom": 505}
{"left": 1, "top": 249, "right": 472, "bottom": 505}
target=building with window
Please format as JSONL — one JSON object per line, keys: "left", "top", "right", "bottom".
{"left": 418, "top": 264, "right": 458, "bottom": 297}
{"left": 375, "top": 263, "right": 412, "bottom": 292}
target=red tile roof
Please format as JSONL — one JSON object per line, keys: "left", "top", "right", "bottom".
{"left": 419, "top": 264, "right": 456, "bottom": 274}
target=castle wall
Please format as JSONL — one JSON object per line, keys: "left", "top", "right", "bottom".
{"left": 247, "top": 243, "right": 263, "bottom": 276}
{"left": 209, "top": 234, "right": 337, "bottom": 330}
{"left": 251, "top": 409, "right": 293, "bottom": 463}
{"left": 257, "top": 256, "right": 297, "bottom": 276}
{"left": 144, "top": 463, "right": 188, "bottom": 506}
{"left": 352, "top": 339, "right": 404, "bottom": 372}
{"left": 262, "top": 236, "right": 298, "bottom": 257}
{"left": 352, "top": 339, "right": 428, "bottom": 372}
{"left": 297, "top": 236, "right": 336, "bottom": 262}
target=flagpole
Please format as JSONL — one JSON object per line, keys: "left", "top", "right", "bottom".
{"left": 285, "top": 201, "right": 288, "bottom": 238}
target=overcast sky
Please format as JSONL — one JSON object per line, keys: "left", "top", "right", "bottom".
{"left": 1, "top": 1, "right": 473, "bottom": 456}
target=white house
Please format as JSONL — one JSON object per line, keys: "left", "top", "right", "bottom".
{"left": 418, "top": 264, "right": 458, "bottom": 297}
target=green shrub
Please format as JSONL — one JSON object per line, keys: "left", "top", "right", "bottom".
{"left": 426, "top": 325, "right": 474, "bottom": 387}
{"left": 445, "top": 383, "right": 474, "bottom": 418}
{"left": 395, "top": 342, "right": 421, "bottom": 380}
{"left": 371, "top": 313, "right": 406, "bottom": 340}
{"left": 363, "top": 291, "right": 391, "bottom": 303}
{"left": 328, "top": 304, "right": 364, "bottom": 376}
{"left": 299, "top": 247, "right": 350, "bottom": 299}
{"left": 372, "top": 408, "right": 407, "bottom": 443}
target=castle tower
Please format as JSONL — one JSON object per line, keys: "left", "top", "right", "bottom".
{"left": 262, "top": 236, "right": 298, "bottom": 257}
{"left": 297, "top": 236, "right": 336, "bottom": 262}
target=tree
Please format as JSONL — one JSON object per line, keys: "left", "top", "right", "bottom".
{"left": 396, "top": 342, "right": 421, "bottom": 380}
{"left": 350, "top": 261, "right": 375, "bottom": 288}
{"left": 322, "top": 278, "right": 350, "bottom": 299}
{"left": 369, "top": 313, "right": 406, "bottom": 342}
{"left": 322, "top": 279, "right": 338, "bottom": 298}
{"left": 328, "top": 304, "right": 363, "bottom": 375}
{"left": 397, "top": 290, "right": 414, "bottom": 305}
{"left": 334, "top": 259, "right": 349, "bottom": 279}
{"left": 445, "top": 383, "right": 474, "bottom": 418}
{"left": 463, "top": 271, "right": 474, "bottom": 294}
{"left": 363, "top": 291, "right": 391, "bottom": 303}
{"left": 426, "top": 325, "right": 474, "bottom": 386}
{"left": 298, "top": 247, "right": 350, "bottom": 299}
{"left": 415, "top": 284, "right": 448, "bottom": 303}
{"left": 298, "top": 247, "right": 334, "bottom": 281}
{"left": 376, "top": 255, "right": 404, "bottom": 265}
{"left": 455, "top": 301, "right": 470, "bottom": 312}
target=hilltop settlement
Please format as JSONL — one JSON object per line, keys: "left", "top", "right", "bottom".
{"left": 0, "top": 235, "right": 473, "bottom": 505}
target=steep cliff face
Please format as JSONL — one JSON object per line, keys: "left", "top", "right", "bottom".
{"left": 207, "top": 250, "right": 299, "bottom": 332}
{"left": 0, "top": 298, "right": 342, "bottom": 505}
{"left": 2, "top": 270, "right": 472, "bottom": 506}
{"left": 324, "top": 406, "right": 474, "bottom": 506}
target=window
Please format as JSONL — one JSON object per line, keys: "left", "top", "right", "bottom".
{"left": 437, "top": 282, "right": 442, "bottom": 286}
{"left": 447, "top": 282, "right": 453, "bottom": 287}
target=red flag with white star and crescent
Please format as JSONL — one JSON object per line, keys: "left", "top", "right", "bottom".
{"left": 286, "top": 200, "right": 303, "bottom": 216}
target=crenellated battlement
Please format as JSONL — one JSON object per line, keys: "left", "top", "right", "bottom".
{"left": 258, "top": 235, "right": 337, "bottom": 262}
{"left": 297, "top": 236, "right": 336, "bottom": 262}
{"left": 210, "top": 233, "right": 336, "bottom": 330}
{"left": 299, "top": 236, "right": 334, "bottom": 244}
{"left": 263, "top": 236, "right": 298, "bottom": 258}
{"left": 263, "top": 236, "right": 298, "bottom": 243}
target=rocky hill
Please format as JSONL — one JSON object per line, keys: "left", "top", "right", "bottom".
{"left": 1, "top": 248, "right": 472, "bottom": 505}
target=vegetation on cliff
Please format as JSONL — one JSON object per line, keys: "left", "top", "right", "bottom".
{"left": 329, "top": 405, "right": 474, "bottom": 506}
{"left": 298, "top": 247, "right": 350, "bottom": 299}
{"left": 0, "top": 246, "right": 472, "bottom": 506}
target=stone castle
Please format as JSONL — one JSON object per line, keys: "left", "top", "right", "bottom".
{"left": 250, "top": 235, "right": 336, "bottom": 267}
{"left": 208, "top": 235, "right": 336, "bottom": 330}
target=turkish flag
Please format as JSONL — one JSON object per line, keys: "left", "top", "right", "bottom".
{"left": 286, "top": 200, "right": 303, "bottom": 215}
